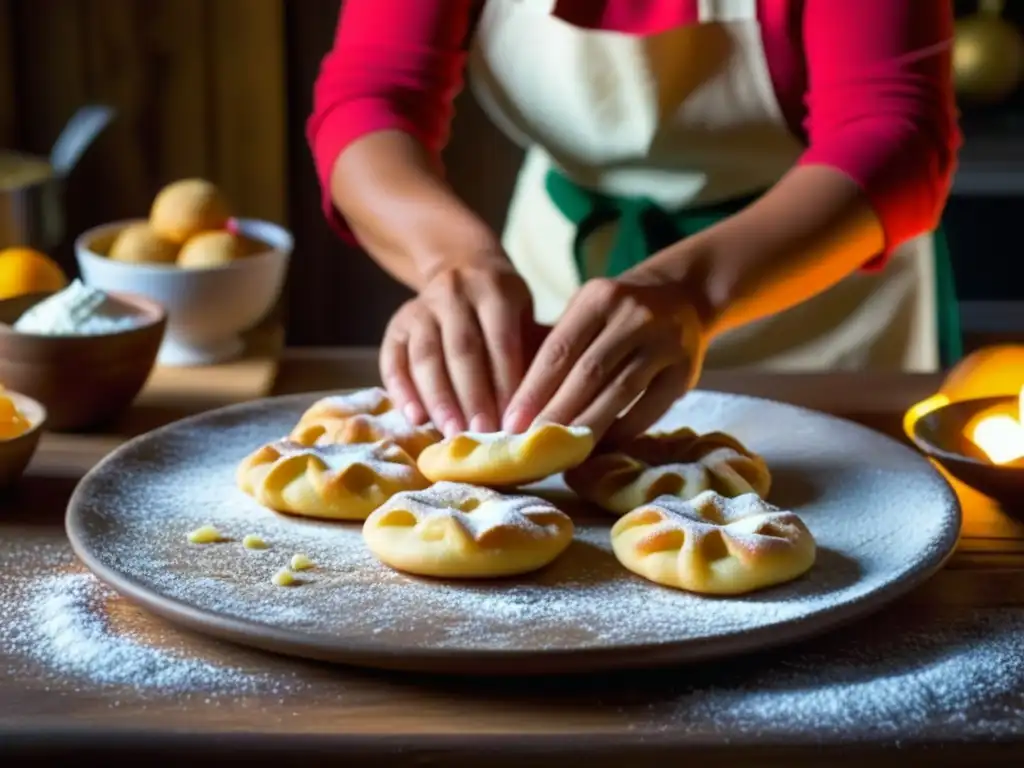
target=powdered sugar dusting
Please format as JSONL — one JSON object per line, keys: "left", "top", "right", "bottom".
{"left": 67, "top": 390, "right": 959, "bottom": 662}
{"left": 313, "top": 386, "right": 390, "bottom": 416}
{"left": 375, "top": 481, "right": 567, "bottom": 540}
{"left": 0, "top": 537, "right": 306, "bottom": 697}
{"left": 4, "top": 537, "right": 1024, "bottom": 737}
{"left": 269, "top": 439, "right": 422, "bottom": 483}
{"left": 459, "top": 422, "right": 593, "bottom": 444}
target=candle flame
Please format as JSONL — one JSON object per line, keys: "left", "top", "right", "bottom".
{"left": 969, "top": 385, "right": 1024, "bottom": 465}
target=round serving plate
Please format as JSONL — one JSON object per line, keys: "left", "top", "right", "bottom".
{"left": 66, "top": 389, "right": 961, "bottom": 676}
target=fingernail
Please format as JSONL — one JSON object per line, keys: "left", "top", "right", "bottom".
{"left": 403, "top": 403, "right": 423, "bottom": 424}
{"left": 468, "top": 415, "right": 497, "bottom": 434}
{"left": 502, "top": 409, "right": 524, "bottom": 433}
{"left": 443, "top": 418, "right": 462, "bottom": 437}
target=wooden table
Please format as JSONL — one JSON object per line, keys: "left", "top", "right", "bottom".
{"left": 3, "top": 349, "right": 1024, "bottom": 766}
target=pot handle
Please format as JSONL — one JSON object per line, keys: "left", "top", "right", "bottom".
{"left": 49, "top": 105, "right": 116, "bottom": 177}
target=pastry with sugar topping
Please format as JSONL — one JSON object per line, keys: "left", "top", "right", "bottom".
{"left": 416, "top": 422, "right": 595, "bottom": 487}
{"left": 291, "top": 387, "right": 441, "bottom": 459}
{"left": 611, "top": 490, "right": 815, "bottom": 595}
{"left": 236, "top": 438, "right": 428, "bottom": 521}
{"left": 565, "top": 427, "right": 770, "bottom": 516}
{"left": 363, "top": 481, "right": 574, "bottom": 578}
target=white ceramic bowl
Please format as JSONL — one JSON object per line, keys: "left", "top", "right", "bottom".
{"left": 75, "top": 218, "right": 291, "bottom": 366}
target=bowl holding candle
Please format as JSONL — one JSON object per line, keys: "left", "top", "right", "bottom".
{"left": 907, "top": 346, "right": 1024, "bottom": 509}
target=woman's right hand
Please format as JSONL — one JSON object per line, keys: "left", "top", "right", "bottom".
{"left": 380, "top": 257, "right": 540, "bottom": 437}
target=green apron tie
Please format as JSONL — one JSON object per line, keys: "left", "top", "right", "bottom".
{"left": 932, "top": 224, "right": 963, "bottom": 366}
{"left": 544, "top": 167, "right": 963, "bottom": 367}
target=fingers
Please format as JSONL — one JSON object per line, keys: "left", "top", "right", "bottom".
{"left": 502, "top": 292, "right": 607, "bottom": 432}
{"left": 476, "top": 290, "right": 527, "bottom": 417}
{"left": 570, "top": 348, "right": 667, "bottom": 439}
{"left": 406, "top": 317, "right": 464, "bottom": 436}
{"left": 437, "top": 296, "right": 498, "bottom": 433}
{"left": 532, "top": 306, "right": 658, "bottom": 428}
{"left": 386, "top": 268, "right": 532, "bottom": 436}
{"left": 602, "top": 362, "right": 695, "bottom": 446}
{"left": 380, "top": 306, "right": 428, "bottom": 425}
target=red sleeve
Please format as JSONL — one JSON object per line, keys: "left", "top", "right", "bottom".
{"left": 306, "top": 1, "right": 476, "bottom": 239}
{"left": 796, "top": 0, "right": 961, "bottom": 269}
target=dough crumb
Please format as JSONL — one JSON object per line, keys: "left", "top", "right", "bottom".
{"left": 271, "top": 568, "right": 296, "bottom": 587}
{"left": 187, "top": 525, "right": 223, "bottom": 544}
{"left": 242, "top": 534, "right": 268, "bottom": 550}
{"left": 290, "top": 553, "right": 314, "bottom": 571}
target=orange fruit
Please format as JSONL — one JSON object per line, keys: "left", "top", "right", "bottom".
{"left": 940, "top": 345, "right": 1024, "bottom": 401}
{"left": 0, "top": 247, "right": 68, "bottom": 300}
{"left": 0, "top": 392, "right": 31, "bottom": 440}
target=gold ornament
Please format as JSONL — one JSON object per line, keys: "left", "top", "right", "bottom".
{"left": 954, "top": 0, "right": 1024, "bottom": 104}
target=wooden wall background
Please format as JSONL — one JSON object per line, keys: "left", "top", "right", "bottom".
{"left": 0, "top": 0, "right": 523, "bottom": 347}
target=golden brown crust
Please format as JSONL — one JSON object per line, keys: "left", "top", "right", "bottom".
{"left": 291, "top": 388, "right": 441, "bottom": 459}
{"left": 416, "top": 423, "right": 595, "bottom": 487}
{"left": 610, "top": 490, "right": 816, "bottom": 595}
{"left": 362, "top": 481, "right": 575, "bottom": 578}
{"left": 565, "top": 427, "right": 770, "bottom": 515}
{"left": 236, "top": 438, "right": 429, "bottom": 521}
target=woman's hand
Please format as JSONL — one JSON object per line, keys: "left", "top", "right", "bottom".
{"left": 502, "top": 274, "right": 706, "bottom": 445}
{"left": 381, "top": 258, "right": 544, "bottom": 436}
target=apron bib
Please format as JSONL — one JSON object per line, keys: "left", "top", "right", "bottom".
{"left": 469, "top": 0, "right": 944, "bottom": 371}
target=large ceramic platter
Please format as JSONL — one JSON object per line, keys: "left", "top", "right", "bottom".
{"left": 66, "top": 390, "right": 961, "bottom": 675}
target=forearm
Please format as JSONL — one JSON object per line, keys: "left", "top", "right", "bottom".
{"left": 329, "top": 130, "right": 502, "bottom": 291}
{"left": 638, "top": 166, "right": 886, "bottom": 338}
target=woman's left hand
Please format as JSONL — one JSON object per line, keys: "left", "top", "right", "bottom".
{"left": 501, "top": 275, "right": 707, "bottom": 445}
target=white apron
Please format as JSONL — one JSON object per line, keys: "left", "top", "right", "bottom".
{"left": 468, "top": 0, "right": 939, "bottom": 372}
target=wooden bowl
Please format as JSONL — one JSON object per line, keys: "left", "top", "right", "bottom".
{"left": 0, "top": 389, "right": 46, "bottom": 488}
{"left": 910, "top": 396, "right": 1024, "bottom": 511}
{"left": 0, "top": 291, "right": 167, "bottom": 431}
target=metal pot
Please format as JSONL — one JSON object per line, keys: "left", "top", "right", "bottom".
{"left": 0, "top": 105, "right": 115, "bottom": 251}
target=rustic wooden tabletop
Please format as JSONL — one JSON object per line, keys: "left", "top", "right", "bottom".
{"left": 2, "top": 348, "right": 1023, "bottom": 767}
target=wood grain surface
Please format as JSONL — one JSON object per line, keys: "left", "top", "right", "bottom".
{"left": 2, "top": 351, "right": 1023, "bottom": 767}
{"left": 0, "top": 0, "right": 286, "bottom": 264}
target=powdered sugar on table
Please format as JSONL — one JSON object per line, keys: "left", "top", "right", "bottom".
{"left": 0, "top": 536, "right": 305, "bottom": 700}
{"left": 3, "top": 537, "right": 1024, "bottom": 738}
{"left": 65, "top": 390, "right": 959, "bottom": 671}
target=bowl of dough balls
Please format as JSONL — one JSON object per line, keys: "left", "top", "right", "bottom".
{"left": 74, "top": 178, "right": 292, "bottom": 367}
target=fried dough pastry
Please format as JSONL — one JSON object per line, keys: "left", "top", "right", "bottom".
{"left": 362, "top": 481, "right": 574, "bottom": 578}
{"left": 610, "top": 490, "right": 815, "bottom": 595}
{"left": 291, "top": 387, "right": 441, "bottom": 459}
{"left": 236, "top": 438, "right": 428, "bottom": 521}
{"left": 416, "top": 423, "right": 595, "bottom": 487}
{"left": 565, "top": 427, "right": 770, "bottom": 515}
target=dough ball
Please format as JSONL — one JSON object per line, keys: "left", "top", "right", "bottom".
{"left": 108, "top": 222, "right": 180, "bottom": 265}
{"left": 150, "top": 178, "right": 230, "bottom": 244}
{"left": 176, "top": 231, "right": 249, "bottom": 269}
